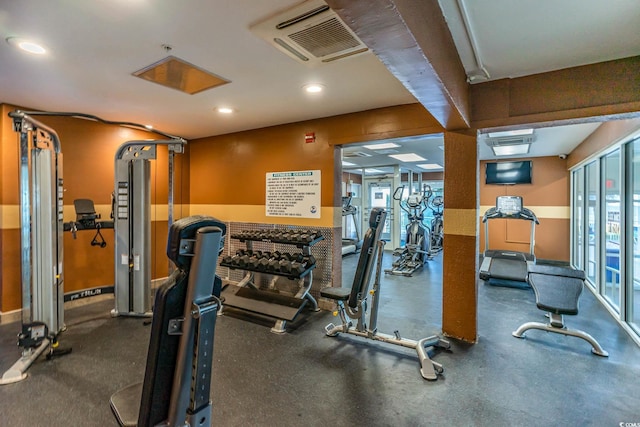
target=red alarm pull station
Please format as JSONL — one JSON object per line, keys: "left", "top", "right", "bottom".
{"left": 305, "top": 132, "right": 315, "bottom": 143}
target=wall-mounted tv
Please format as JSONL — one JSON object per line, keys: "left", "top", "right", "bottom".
{"left": 485, "top": 160, "right": 532, "bottom": 185}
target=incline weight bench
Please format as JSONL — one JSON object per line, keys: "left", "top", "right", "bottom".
{"left": 512, "top": 264, "right": 608, "bottom": 357}
{"left": 321, "top": 208, "right": 450, "bottom": 381}
{"left": 110, "top": 215, "right": 226, "bottom": 427}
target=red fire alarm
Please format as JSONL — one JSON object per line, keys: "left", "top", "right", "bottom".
{"left": 305, "top": 132, "right": 315, "bottom": 143}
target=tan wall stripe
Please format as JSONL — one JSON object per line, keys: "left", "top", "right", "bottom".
{"left": 444, "top": 208, "right": 477, "bottom": 237}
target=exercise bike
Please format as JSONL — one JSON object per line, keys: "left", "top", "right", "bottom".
{"left": 429, "top": 195, "right": 444, "bottom": 254}
{"left": 385, "top": 184, "right": 433, "bottom": 277}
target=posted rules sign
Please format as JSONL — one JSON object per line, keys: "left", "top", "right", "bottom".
{"left": 266, "top": 170, "right": 321, "bottom": 218}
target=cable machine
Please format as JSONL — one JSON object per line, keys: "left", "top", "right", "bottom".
{"left": 112, "top": 139, "right": 185, "bottom": 317}
{"left": 1, "top": 111, "right": 66, "bottom": 384}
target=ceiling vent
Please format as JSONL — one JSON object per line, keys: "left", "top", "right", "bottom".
{"left": 250, "top": 0, "right": 369, "bottom": 65}
{"left": 484, "top": 134, "right": 535, "bottom": 148}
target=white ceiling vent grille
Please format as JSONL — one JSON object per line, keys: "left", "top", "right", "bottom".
{"left": 484, "top": 135, "right": 536, "bottom": 148}
{"left": 251, "top": 0, "right": 369, "bottom": 65}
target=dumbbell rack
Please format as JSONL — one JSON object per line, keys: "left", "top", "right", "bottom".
{"left": 220, "top": 229, "right": 324, "bottom": 333}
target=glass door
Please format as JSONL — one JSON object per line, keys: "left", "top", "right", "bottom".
{"left": 364, "top": 178, "right": 393, "bottom": 244}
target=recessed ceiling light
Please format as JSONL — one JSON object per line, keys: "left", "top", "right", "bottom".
{"left": 144, "top": 124, "right": 153, "bottom": 130}
{"left": 303, "top": 84, "right": 324, "bottom": 93}
{"left": 418, "top": 163, "right": 443, "bottom": 170}
{"left": 389, "top": 153, "right": 426, "bottom": 162}
{"left": 217, "top": 107, "right": 234, "bottom": 114}
{"left": 487, "top": 128, "right": 534, "bottom": 138}
{"left": 6, "top": 37, "right": 47, "bottom": 55}
{"left": 363, "top": 143, "right": 400, "bottom": 150}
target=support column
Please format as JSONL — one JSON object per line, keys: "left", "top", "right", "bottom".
{"left": 442, "top": 131, "right": 478, "bottom": 342}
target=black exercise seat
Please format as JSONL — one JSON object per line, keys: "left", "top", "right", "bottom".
{"left": 110, "top": 215, "right": 226, "bottom": 427}
{"left": 528, "top": 264, "right": 584, "bottom": 316}
{"left": 319, "top": 287, "right": 350, "bottom": 301}
{"left": 512, "top": 264, "right": 608, "bottom": 357}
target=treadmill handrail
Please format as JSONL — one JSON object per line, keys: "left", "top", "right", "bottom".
{"left": 482, "top": 207, "right": 539, "bottom": 224}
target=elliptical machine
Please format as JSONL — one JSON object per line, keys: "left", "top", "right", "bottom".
{"left": 385, "top": 184, "right": 432, "bottom": 277}
{"left": 429, "top": 195, "right": 444, "bottom": 254}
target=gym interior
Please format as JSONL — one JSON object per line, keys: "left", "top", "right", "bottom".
{"left": 1, "top": 1, "right": 640, "bottom": 426}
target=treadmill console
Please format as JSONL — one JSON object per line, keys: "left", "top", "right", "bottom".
{"left": 496, "top": 196, "right": 523, "bottom": 216}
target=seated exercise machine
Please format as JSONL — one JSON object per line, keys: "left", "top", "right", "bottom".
{"left": 321, "top": 208, "right": 450, "bottom": 380}
{"left": 512, "top": 264, "right": 608, "bottom": 357}
{"left": 479, "top": 196, "right": 539, "bottom": 288}
{"left": 341, "top": 193, "right": 361, "bottom": 256}
{"left": 385, "top": 184, "right": 433, "bottom": 276}
{"left": 110, "top": 215, "right": 226, "bottom": 427}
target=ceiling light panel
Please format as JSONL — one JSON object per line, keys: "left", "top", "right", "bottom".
{"left": 492, "top": 144, "right": 530, "bottom": 156}
{"left": 418, "top": 163, "right": 443, "bottom": 170}
{"left": 363, "top": 143, "right": 400, "bottom": 150}
{"left": 133, "top": 56, "right": 230, "bottom": 95}
{"left": 389, "top": 153, "right": 426, "bottom": 162}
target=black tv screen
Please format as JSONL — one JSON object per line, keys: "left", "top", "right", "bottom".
{"left": 485, "top": 161, "right": 532, "bottom": 185}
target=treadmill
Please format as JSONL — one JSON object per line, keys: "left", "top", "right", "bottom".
{"left": 341, "top": 194, "right": 361, "bottom": 256}
{"left": 479, "top": 196, "right": 539, "bottom": 288}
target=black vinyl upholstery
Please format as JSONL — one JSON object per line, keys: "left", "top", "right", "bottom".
{"left": 320, "top": 208, "right": 386, "bottom": 305}
{"left": 528, "top": 265, "right": 584, "bottom": 315}
{"left": 347, "top": 208, "right": 386, "bottom": 309}
{"left": 137, "top": 215, "right": 225, "bottom": 426}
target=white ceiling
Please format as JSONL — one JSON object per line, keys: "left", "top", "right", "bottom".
{"left": 1, "top": 0, "right": 638, "bottom": 165}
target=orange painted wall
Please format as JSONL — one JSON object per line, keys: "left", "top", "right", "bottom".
{"left": 480, "top": 156, "right": 570, "bottom": 261}
{"left": 190, "top": 104, "right": 440, "bottom": 211}
{"left": 0, "top": 104, "right": 188, "bottom": 312}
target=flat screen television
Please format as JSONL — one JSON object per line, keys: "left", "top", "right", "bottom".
{"left": 485, "top": 160, "right": 532, "bottom": 185}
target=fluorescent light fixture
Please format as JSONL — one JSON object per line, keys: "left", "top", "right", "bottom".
{"left": 217, "top": 107, "right": 234, "bottom": 114}
{"left": 487, "top": 128, "right": 534, "bottom": 138}
{"left": 363, "top": 143, "right": 400, "bottom": 150}
{"left": 389, "top": 153, "right": 426, "bottom": 162}
{"left": 303, "top": 84, "right": 324, "bottom": 93}
{"left": 418, "top": 163, "right": 443, "bottom": 170}
{"left": 492, "top": 144, "right": 530, "bottom": 156}
{"left": 6, "top": 37, "right": 46, "bottom": 54}
{"left": 365, "top": 168, "right": 384, "bottom": 174}
{"left": 342, "top": 161, "right": 356, "bottom": 167}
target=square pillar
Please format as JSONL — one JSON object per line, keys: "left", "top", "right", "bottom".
{"left": 442, "top": 131, "right": 479, "bottom": 342}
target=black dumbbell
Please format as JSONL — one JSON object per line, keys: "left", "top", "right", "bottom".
{"left": 302, "top": 254, "right": 316, "bottom": 266}
{"left": 278, "top": 259, "right": 292, "bottom": 274}
{"left": 290, "top": 261, "right": 306, "bottom": 276}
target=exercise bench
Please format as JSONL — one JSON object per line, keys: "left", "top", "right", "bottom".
{"left": 110, "top": 215, "right": 226, "bottom": 427}
{"left": 512, "top": 264, "right": 608, "bottom": 357}
{"left": 321, "top": 208, "right": 450, "bottom": 380}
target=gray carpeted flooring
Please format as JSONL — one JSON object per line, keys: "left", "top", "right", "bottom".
{"left": 1, "top": 252, "right": 639, "bottom": 426}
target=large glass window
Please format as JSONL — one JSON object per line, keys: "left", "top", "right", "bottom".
{"left": 572, "top": 135, "right": 640, "bottom": 344}
{"left": 602, "top": 149, "right": 621, "bottom": 311}
{"left": 573, "top": 169, "right": 584, "bottom": 269}
{"left": 585, "top": 161, "right": 599, "bottom": 285}
{"left": 628, "top": 140, "right": 640, "bottom": 333}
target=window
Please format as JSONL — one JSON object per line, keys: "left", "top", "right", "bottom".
{"left": 602, "top": 149, "right": 621, "bottom": 311}
{"left": 627, "top": 139, "right": 640, "bottom": 333}
{"left": 585, "top": 161, "right": 599, "bottom": 286}
{"left": 572, "top": 168, "right": 584, "bottom": 269}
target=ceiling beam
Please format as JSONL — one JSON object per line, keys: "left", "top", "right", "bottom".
{"left": 326, "top": 0, "right": 470, "bottom": 131}
{"left": 470, "top": 56, "right": 640, "bottom": 130}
